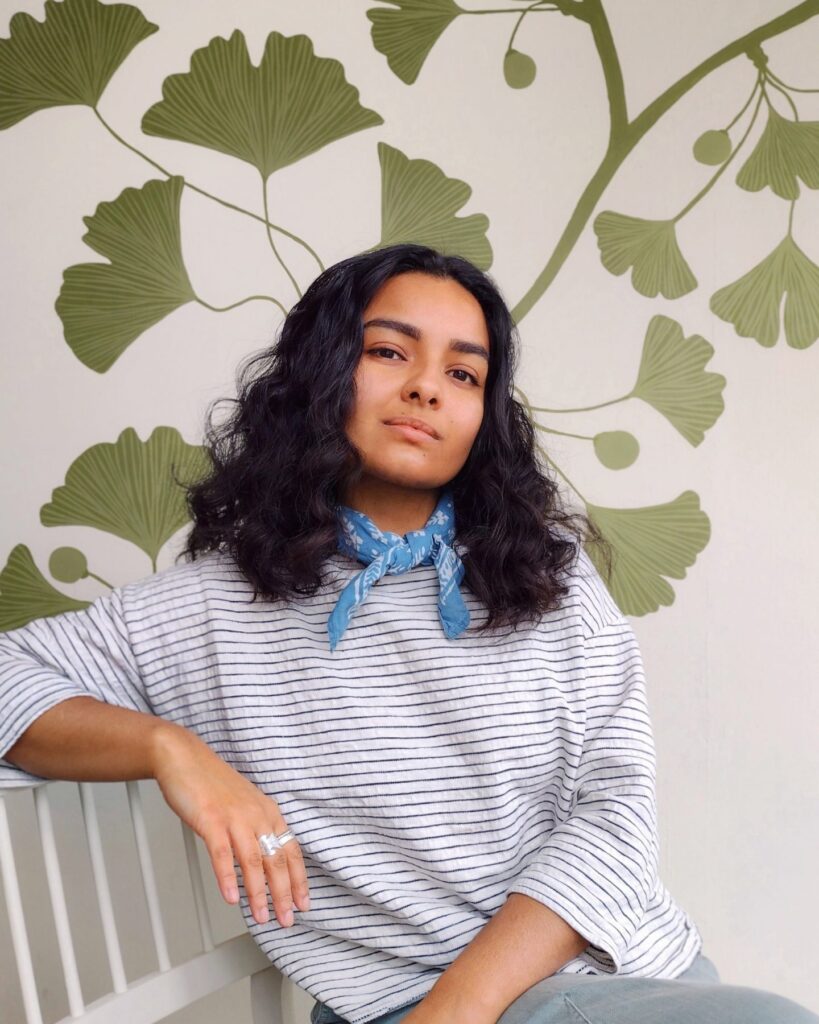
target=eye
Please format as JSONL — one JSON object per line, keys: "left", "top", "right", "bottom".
{"left": 450, "top": 368, "right": 480, "bottom": 386}
{"left": 369, "top": 347, "right": 480, "bottom": 386}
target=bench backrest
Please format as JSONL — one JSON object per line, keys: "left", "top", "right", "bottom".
{"left": 0, "top": 779, "right": 299, "bottom": 1024}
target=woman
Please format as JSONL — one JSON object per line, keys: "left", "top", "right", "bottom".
{"left": 1, "top": 245, "right": 815, "bottom": 1024}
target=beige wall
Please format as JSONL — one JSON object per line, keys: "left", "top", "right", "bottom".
{"left": 1, "top": 0, "right": 818, "bottom": 1019}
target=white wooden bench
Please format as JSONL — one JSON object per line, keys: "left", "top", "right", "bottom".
{"left": 0, "top": 779, "right": 309, "bottom": 1024}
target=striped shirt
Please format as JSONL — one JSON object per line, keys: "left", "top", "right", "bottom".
{"left": 0, "top": 544, "right": 703, "bottom": 1022}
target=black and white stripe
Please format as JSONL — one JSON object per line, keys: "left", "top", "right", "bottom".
{"left": 0, "top": 546, "right": 703, "bottom": 1023}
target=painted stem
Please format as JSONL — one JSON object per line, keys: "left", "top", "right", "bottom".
{"left": 468, "top": 6, "right": 557, "bottom": 14}
{"left": 86, "top": 571, "right": 114, "bottom": 589}
{"left": 529, "top": 393, "right": 629, "bottom": 414}
{"left": 516, "top": 388, "right": 586, "bottom": 499}
{"left": 541, "top": 446, "right": 584, "bottom": 501}
{"left": 725, "top": 71, "right": 763, "bottom": 131}
{"left": 262, "top": 178, "right": 303, "bottom": 299}
{"left": 506, "top": 1, "right": 558, "bottom": 51}
{"left": 672, "top": 85, "right": 764, "bottom": 222}
{"left": 510, "top": 0, "right": 819, "bottom": 322}
{"left": 534, "top": 423, "right": 595, "bottom": 440}
{"left": 92, "top": 107, "right": 324, "bottom": 272}
{"left": 763, "top": 77, "right": 800, "bottom": 118}
{"left": 196, "top": 294, "right": 288, "bottom": 316}
{"left": 767, "top": 68, "right": 819, "bottom": 92}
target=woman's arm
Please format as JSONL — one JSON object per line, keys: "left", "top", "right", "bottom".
{"left": 503, "top": 617, "right": 659, "bottom": 973}
{"left": 4, "top": 694, "right": 173, "bottom": 780}
{"left": 401, "top": 893, "right": 587, "bottom": 1024}
{"left": 406, "top": 614, "right": 659, "bottom": 1020}
{"left": 0, "top": 586, "right": 151, "bottom": 785}
{"left": 0, "top": 588, "right": 311, "bottom": 929}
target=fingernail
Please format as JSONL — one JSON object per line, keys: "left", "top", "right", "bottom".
{"left": 257, "top": 907, "right": 269, "bottom": 923}
{"left": 303, "top": 895, "right": 311, "bottom": 911}
{"left": 226, "top": 887, "right": 239, "bottom": 903}
{"left": 283, "top": 909, "right": 294, "bottom": 927}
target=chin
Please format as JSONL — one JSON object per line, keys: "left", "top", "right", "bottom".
{"left": 365, "top": 462, "right": 453, "bottom": 491}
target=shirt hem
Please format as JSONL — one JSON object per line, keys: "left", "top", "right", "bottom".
{"left": 344, "top": 977, "right": 439, "bottom": 1024}
{"left": 669, "top": 926, "right": 705, "bottom": 978}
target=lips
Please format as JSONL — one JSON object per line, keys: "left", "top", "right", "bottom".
{"left": 383, "top": 417, "right": 440, "bottom": 440}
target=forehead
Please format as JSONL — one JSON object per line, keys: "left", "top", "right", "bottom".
{"left": 363, "top": 273, "right": 489, "bottom": 342}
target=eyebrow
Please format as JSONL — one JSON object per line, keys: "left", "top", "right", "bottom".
{"left": 362, "top": 317, "right": 489, "bottom": 363}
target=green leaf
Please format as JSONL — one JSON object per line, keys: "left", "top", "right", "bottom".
{"left": 593, "top": 212, "right": 697, "bottom": 299}
{"left": 631, "top": 315, "right": 726, "bottom": 445}
{"left": 55, "top": 176, "right": 196, "bottom": 372}
{"left": 40, "top": 426, "right": 210, "bottom": 564}
{"left": 0, "top": 545, "right": 88, "bottom": 631}
{"left": 504, "top": 49, "right": 536, "bottom": 89}
{"left": 367, "top": 0, "right": 463, "bottom": 85}
{"left": 49, "top": 546, "right": 89, "bottom": 583}
{"left": 378, "top": 142, "right": 492, "bottom": 269}
{"left": 585, "top": 491, "right": 710, "bottom": 616}
{"left": 710, "top": 235, "right": 819, "bottom": 349}
{"left": 142, "top": 30, "right": 383, "bottom": 179}
{"left": 593, "top": 431, "right": 639, "bottom": 470}
{"left": 736, "top": 107, "right": 819, "bottom": 200}
{"left": 0, "top": 0, "right": 158, "bottom": 129}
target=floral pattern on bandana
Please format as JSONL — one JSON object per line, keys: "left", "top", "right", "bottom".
{"left": 328, "top": 488, "right": 470, "bottom": 651}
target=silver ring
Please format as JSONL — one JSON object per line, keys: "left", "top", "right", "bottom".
{"left": 258, "top": 829, "right": 295, "bottom": 856}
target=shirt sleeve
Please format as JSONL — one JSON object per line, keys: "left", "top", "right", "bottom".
{"left": 506, "top": 616, "right": 659, "bottom": 974}
{"left": 0, "top": 586, "right": 152, "bottom": 788}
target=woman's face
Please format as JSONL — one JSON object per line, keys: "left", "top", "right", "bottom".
{"left": 345, "top": 271, "right": 490, "bottom": 493}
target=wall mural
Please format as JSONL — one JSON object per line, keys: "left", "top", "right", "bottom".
{"left": 1, "top": 0, "right": 817, "bottom": 631}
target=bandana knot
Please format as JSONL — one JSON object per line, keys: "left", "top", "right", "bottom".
{"left": 327, "top": 489, "right": 470, "bottom": 651}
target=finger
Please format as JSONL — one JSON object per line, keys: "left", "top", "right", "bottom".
{"left": 203, "top": 829, "right": 240, "bottom": 905}
{"left": 282, "top": 838, "right": 311, "bottom": 911}
{"left": 262, "top": 843, "right": 295, "bottom": 927}
{"left": 233, "top": 829, "right": 272, "bottom": 925}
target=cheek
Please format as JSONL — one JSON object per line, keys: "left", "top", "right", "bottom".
{"left": 345, "top": 368, "right": 394, "bottom": 449}
{"left": 456, "top": 400, "right": 485, "bottom": 451}
{"left": 346, "top": 366, "right": 373, "bottom": 430}
{"left": 350, "top": 361, "right": 385, "bottom": 412}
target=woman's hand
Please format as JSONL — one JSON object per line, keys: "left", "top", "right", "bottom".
{"left": 150, "top": 721, "right": 310, "bottom": 928}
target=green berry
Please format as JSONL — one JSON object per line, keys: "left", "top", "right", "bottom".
{"left": 49, "top": 546, "right": 89, "bottom": 583}
{"left": 693, "top": 129, "right": 731, "bottom": 166}
{"left": 504, "top": 49, "right": 536, "bottom": 89}
{"left": 593, "top": 431, "right": 640, "bottom": 470}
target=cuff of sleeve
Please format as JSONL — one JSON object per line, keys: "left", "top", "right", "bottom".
{"left": 506, "top": 877, "right": 624, "bottom": 974}
{"left": 0, "top": 759, "right": 48, "bottom": 788}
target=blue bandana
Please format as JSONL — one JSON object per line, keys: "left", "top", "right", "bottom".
{"left": 328, "top": 488, "right": 471, "bottom": 651}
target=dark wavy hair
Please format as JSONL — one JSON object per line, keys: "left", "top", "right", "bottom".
{"left": 178, "top": 243, "right": 607, "bottom": 635}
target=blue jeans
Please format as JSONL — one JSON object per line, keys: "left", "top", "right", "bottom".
{"left": 310, "top": 953, "right": 819, "bottom": 1024}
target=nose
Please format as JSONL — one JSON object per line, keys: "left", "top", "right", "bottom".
{"left": 400, "top": 360, "right": 439, "bottom": 406}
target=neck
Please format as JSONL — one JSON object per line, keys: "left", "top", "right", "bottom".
{"left": 340, "top": 477, "right": 442, "bottom": 535}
